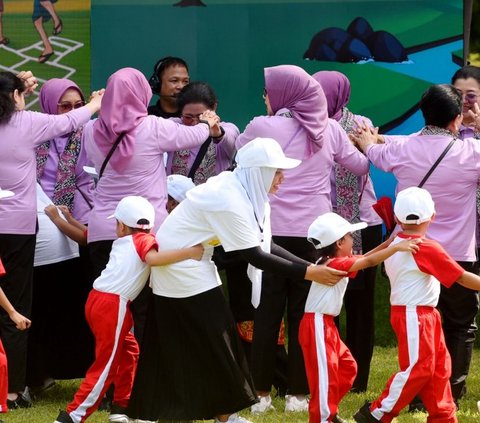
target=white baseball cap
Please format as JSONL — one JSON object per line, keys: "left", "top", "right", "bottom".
{"left": 0, "top": 188, "right": 14, "bottom": 199}
{"left": 307, "top": 212, "right": 367, "bottom": 249}
{"left": 108, "top": 196, "right": 155, "bottom": 229}
{"left": 167, "top": 174, "right": 195, "bottom": 203}
{"left": 236, "top": 137, "right": 301, "bottom": 169}
{"left": 394, "top": 186, "right": 435, "bottom": 225}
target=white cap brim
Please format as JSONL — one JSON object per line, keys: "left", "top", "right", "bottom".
{"left": 270, "top": 157, "right": 301, "bottom": 169}
{"left": 350, "top": 222, "right": 368, "bottom": 232}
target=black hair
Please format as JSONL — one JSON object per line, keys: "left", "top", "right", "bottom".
{"left": 451, "top": 65, "right": 480, "bottom": 85}
{"left": 155, "top": 56, "right": 189, "bottom": 79}
{"left": 149, "top": 56, "right": 189, "bottom": 94}
{"left": 312, "top": 240, "right": 340, "bottom": 265}
{"left": 176, "top": 81, "right": 217, "bottom": 112}
{"left": 419, "top": 84, "right": 462, "bottom": 128}
{"left": 0, "top": 71, "right": 26, "bottom": 124}
{"left": 123, "top": 218, "right": 151, "bottom": 234}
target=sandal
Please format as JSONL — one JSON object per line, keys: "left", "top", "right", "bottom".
{"left": 38, "top": 52, "right": 54, "bottom": 63}
{"left": 0, "top": 37, "right": 9, "bottom": 45}
{"left": 53, "top": 19, "right": 63, "bottom": 35}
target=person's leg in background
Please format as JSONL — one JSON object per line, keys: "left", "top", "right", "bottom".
{"left": 343, "top": 224, "right": 382, "bottom": 392}
{"left": 438, "top": 260, "right": 479, "bottom": 404}
{"left": 225, "top": 257, "right": 288, "bottom": 398}
{"left": 0, "top": 234, "right": 35, "bottom": 408}
{"left": 0, "top": 0, "right": 10, "bottom": 45}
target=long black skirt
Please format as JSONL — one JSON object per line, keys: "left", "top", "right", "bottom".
{"left": 128, "top": 286, "right": 257, "bottom": 421}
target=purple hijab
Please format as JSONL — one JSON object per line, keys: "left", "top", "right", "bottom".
{"left": 312, "top": 71, "right": 350, "bottom": 122}
{"left": 93, "top": 67, "right": 152, "bottom": 172}
{"left": 264, "top": 65, "right": 328, "bottom": 147}
{"left": 39, "top": 78, "right": 85, "bottom": 115}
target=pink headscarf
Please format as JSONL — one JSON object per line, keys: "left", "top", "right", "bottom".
{"left": 264, "top": 65, "right": 328, "bottom": 147}
{"left": 39, "top": 78, "right": 85, "bottom": 115}
{"left": 93, "top": 67, "right": 152, "bottom": 172}
{"left": 312, "top": 71, "right": 350, "bottom": 122}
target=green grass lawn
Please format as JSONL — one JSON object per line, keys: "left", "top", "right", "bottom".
{"left": 5, "top": 346, "right": 480, "bottom": 422}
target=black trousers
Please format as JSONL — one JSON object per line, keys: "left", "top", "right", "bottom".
{"left": 341, "top": 224, "right": 382, "bottom": 392}
{"left": 27, "top": 248, "right": 95, "bottom": 386}
{"left": 225, "top": 259, "right": 288, "bottom": 396}
{"left": 437, "top": 260, "right": 479, "bottom": 401}
{"left": 251, "top": 236, "right": 315, "bottom": 395}
{"left": 0, "top": 233, "right": 36, "bottom": 392}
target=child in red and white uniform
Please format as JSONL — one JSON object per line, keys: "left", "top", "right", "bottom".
{"left": 354, "top": 187, "right": 480, "bottom": 423}
{"left": 300, "top": 212, "right": 420, "bottom": 423}
{"left": 53, "top": 196, "right": 204, "bottom": 423}
{"left": 0, "top": 188, "right": 32, "bottom": 420}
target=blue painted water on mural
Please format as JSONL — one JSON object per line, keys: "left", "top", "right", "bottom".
{"left": 374, "top": 40, "right": 462, "bottom": 86}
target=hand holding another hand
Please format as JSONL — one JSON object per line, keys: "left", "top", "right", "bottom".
{"left": 17, "top": 71, "right": 38, "bottom": 96}
{"left": 305, "top": 264, "right": 347, "bottom": 286}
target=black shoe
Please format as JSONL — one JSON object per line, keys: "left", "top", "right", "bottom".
{"left": 408, "top": 400, "right": 426, "bottom": 413}
{"left": 332, "top": 415, "right": 348, "bottom": 423}
{"left": 54, "top": 410, "right": 74, "bottom": 423}
{"left": 109, "top": 403, "right": 129, "bottom": 422}
{"left": 7, "top": 391, "right": 32, "bottom": 409}
{"left": 98, "top": 395, "right": 112, "bottom": 412}
{"left": 353, "top": 402, "right": 379, "bottom": 422}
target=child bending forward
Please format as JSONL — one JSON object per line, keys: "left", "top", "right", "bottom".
{"left": 53, "top": 196, "right": 203, "bottom": 423}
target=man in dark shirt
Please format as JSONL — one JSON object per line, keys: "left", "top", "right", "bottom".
{"left": 147, "top": 56, "right": 190, "bottom": 118}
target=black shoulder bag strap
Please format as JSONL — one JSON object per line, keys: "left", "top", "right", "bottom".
{"left": 418, "top": 138, "right": 456, "bottom": 188}
{"left": 188, "top": 137, "right": 213, "bottom": 180}
{"left": 98, "top": 132, "right": 126, "bottom": 180}
{"left": 386, "top": 137, "right": 456, "bottom": 239}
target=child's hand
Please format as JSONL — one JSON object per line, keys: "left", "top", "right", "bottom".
{"left": 44, "top": 204, "right": 61, "bottom": 222}
{"left": 395, "top": 238, "right": 422, "bottom": 253}
{"left": 57, "top": 205, "right": 73, "bottom": 222}
{"left": 190, "top": 244, "right": 205, "bottom": 261}
{"left": 9, "top": 310, "right": 31, "bottom": 330}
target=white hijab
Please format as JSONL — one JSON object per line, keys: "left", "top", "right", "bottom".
{"left": 234, "top": 166, "right": 275, "bottom": 307}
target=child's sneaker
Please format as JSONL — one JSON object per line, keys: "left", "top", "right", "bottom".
{"left": 285, "top": 394, "right": 308, "bottom": 412}
{"left": 353, "top": 402, "right": 380, "bottom": 422}
{"left": 250, "top": 394, "right": 275, "bottom": 413}
{"left": 214, "top": 413, "right": 253, "bottom": 423}
{"left": 109, "top": 403, "right": 130, "bottom": 423}
{"left": 53, "top": 410, "right": 75, "bottom": 423}
{"left": 332, "top": 415, "right": 348, "bottom": 423}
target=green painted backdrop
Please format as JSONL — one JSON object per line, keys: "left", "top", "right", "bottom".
{"left": 91, "top": 0, "right": 462, "bottom": 131}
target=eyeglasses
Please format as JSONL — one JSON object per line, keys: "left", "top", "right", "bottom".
{"left": 181, "top": 113, "right": 203, "bottom": 124}
{"left": 57, "top": 100, "right": 85, "bottom": 112}
{"left": 456, "top": 90, "right": 478, "bottom": 104}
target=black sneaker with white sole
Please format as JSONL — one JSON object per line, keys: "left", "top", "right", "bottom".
{"left": 7, "top": 391, "right": 32, "bottom": 409}
{"left": 353, "top": 401, "right": 380, "bottom": 422}
{"left": 54, "top": 410, "right": 75, "bottom": 423}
